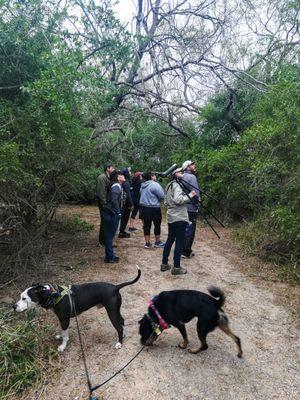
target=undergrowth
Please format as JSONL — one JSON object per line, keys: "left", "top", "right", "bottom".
{"left": 234, "top": 221, "right": 300, "bottom": 283}
{"left": 56, "top": 213, "right": 94, "bottom": 233}
{"left": 0, "top": 306, "right": 58, "bottom": 399}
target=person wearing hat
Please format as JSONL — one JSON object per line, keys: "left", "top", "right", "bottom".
{"left": 161, "top": 167, "right": 197, "bottom": 275}
{"left": 181, "top": 160, "right": 200, "bottom": 258}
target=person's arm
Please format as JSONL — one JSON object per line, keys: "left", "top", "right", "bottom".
{"left": 111, "top": 185, "right": 122, "bottom": 214}
{"left": 173, "top": 182, "right": 196, "bottom": 205}
{"left": 154, "top": 182, "right": 165, "bottom": 201}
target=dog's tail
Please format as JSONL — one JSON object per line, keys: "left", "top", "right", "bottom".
{"left": 207, "top": 286, "right": 225, "bottom": 308}
{"left": 116, "top": 265, "right": 141, "bottom": 290}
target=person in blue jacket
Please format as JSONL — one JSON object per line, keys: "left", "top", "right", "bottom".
{"left": 139, "top": 172, "right": 165, "bottom": 249}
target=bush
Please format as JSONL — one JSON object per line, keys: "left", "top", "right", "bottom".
{"left": 57, "top": 213, "right": 94, "bottom": 233}
{"left": 0, "top": 306, "right": 57, "bottom": 398}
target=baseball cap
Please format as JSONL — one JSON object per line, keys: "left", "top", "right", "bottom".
{"left": 171, "top": 167, "right": 183, "bottom": 176}
{"left": 182, "top": 160, "right": 195, "bottom": 170}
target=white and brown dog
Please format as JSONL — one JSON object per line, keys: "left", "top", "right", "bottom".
{"left": 14, "top": 266, "right": 141, "bottom": 352}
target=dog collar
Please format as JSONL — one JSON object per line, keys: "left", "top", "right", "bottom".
{"left": 148, "top": 297, "right": 170, "bottom": 330}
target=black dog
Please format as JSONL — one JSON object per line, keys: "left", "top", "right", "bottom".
{"left": 139, "top": 286, "right": 242, "bottom": 357}
{"left": 14, "top": 266, "right": 141, "bottom": 352}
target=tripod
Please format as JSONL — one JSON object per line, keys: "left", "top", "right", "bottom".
{"left": 174, "top": 178, "right": 225, "bottom": 239}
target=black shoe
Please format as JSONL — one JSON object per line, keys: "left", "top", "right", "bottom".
{"left": 104, "top": 256, "right": 120, "bottom": 263}
{"left": 128, "top": 227, "right": 137, "bottom": 232}
{"left": 160, "top": 263, "right": 171, "bottom": 272}
{"left": 118, "top": 232, "right": 130, "bottom": 238}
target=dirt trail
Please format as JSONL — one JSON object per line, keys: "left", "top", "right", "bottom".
{"left": 22, "top": 205, "right": 299, "bottom": 400}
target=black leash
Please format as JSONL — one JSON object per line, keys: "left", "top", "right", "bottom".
{"left": 69, "top": 290, "right": 145, "bottom": 400}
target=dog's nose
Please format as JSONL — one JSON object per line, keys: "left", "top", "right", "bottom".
{"left": 13, "top": 304, "right": 17, "bottom": 311}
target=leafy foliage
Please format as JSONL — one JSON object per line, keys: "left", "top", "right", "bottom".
{"left": 0, "top": 306, "right": 57, "bottom": 398}
{"left": 183, "top": 64, "right": 300, "bottom": 270}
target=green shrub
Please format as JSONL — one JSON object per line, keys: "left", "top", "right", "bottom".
{"left": 0, "top": 306, "right": 57, "bottom": 398}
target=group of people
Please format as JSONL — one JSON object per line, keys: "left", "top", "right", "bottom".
{"left": 96, "top": 160, "right": 200, "bottom": 275}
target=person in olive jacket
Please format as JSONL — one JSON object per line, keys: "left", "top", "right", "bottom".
{"left": 96, "top": 163, "right": 114, "bottom": 246}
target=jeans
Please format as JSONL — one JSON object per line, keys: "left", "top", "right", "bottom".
{"left": 102, "top": 209, "right": 120, "bottom": 260}
{"left": 162, "top": 221, "right": 187, "bottom": 268}
{"left": 183, "top": 211, "right": 197, "bottom": 256}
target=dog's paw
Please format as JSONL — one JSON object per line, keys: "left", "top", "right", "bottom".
{"left": 178, "top": 340, "right": 188, "bottom": 349}
{"left": 115, "top": 342, "right": 122, "bottom": 350}
{"left": 55, "top": 334, "right": 61, "bottom": 340}
{"left": 58, "top": 344, "right": 66, "bottom": 352}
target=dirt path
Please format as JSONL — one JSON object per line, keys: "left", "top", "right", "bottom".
{"left": 23, "top": 205, "right": 299, "bottom": 400}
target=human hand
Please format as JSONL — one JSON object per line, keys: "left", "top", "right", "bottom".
{"left": 189, "top": 190, "right": 197, "bottom": 198}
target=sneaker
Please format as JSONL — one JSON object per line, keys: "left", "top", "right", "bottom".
{"left": 154, "top": 241, "right": 165, "bottom": 248}
{"left": 97, "top": 242, "right": 105, "bottom": 248}
{"left": 118, "top": 232, "right": 130, "bottom": 238}
{"left": 104, "top": 256, "right": 120, "bottom": 263}
{"left": 144, "top": 242, "right": 153, "bottom": 249}
{"left": 171, "top": 266, "right": 187, "bottom": 275}
{"left": 128, "top": 227, "right": 137, "bottom": 232}
{"left": 160, "top": 263, "right": 171, "bottom": 272}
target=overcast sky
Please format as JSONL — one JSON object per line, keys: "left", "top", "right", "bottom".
{"left": 114, "top": 0, "right": 136, "bottom": 26}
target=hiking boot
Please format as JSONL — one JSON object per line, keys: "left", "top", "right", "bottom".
{"left": 160, "top": 263, "right": 171, "bottom": 272}
{"left": 171, "top": 266, "right": 187, "bottom": 275}
{"left": 144, "top": 242, "right": 153, "bottom": 249}
{"left": 104, "top": 256, "right": 120, "bottom": 263}
{"left": 118, "top": 232, "right": 130, "bottom": 238}
{"left": 154, "top": 241, "right": 165, "bottom": 248}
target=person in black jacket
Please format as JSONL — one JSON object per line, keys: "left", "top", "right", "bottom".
{"left": 128, "top": 171, "right": 142, "bottom": 232}
{"left": 102, "top": 171, "right": 125, "bottom": 263}
{"left": 118, "top": 167, "right": 133, "bottom": 238}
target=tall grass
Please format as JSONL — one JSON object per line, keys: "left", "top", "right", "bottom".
{"left": 0, "top": 305, "right": 58, "bottom": 399}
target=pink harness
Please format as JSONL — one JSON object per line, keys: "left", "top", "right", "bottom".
{"left": 148, "top": 297, "right": 170, "bottom": 330}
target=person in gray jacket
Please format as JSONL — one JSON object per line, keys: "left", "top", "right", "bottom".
{"left": 161, "top": 168, "right": 196, "bottom": 275}
{"left": 139, "top": 172, "right": 165, "bottom": 249}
